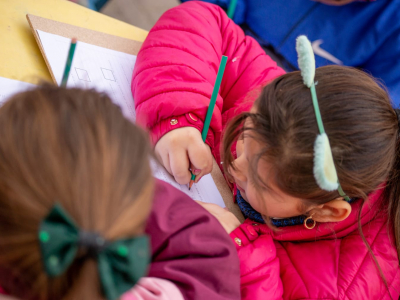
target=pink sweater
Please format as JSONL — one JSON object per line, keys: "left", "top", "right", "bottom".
{"left": 122, "top": 278, "right": 183, "bottom": 300}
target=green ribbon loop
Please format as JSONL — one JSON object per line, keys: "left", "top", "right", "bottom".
{"left": 38, "top": 204, "right": 150, "bottom": 300}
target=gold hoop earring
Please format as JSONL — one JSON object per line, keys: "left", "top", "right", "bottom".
{"left": 304, "top": 214, "right": 316, "bottom": 230}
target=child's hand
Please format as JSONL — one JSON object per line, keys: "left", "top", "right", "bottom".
{"left": 155, "top": 127, "right": 213, "bottom": 185}
{"left": 196, "top": 201, "right": 241, "bottom": 234}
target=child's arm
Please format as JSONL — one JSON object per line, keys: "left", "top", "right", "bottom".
{"left": 145, "top": 180, "right": 241, "bottom": 300}
{"left": 180, "top": 0, "right": 247, "bottom": 25}
{"left": 132, "top": 1, "right": 284, "bottom": 184}
{"left": 230, "top": 221, "right": 284, "bottom": 300}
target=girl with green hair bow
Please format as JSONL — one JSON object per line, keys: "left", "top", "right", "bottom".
{"left": 0, "top": 84, "right": 240, "bottom": 300}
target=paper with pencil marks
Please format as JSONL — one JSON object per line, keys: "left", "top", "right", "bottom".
{"left": 150, "top": 160, "right": 225, "bottom": 206}
{"left": 36, "top": 30, "right": 225, "bottom": 207}
{"left": 37, "top": 30, "right": 136, "bottom": 123}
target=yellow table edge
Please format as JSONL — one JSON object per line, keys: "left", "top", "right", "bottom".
{"left": 1, "top": 0, "right": 149, "bottom": 84}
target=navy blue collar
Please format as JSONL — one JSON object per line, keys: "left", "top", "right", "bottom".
{"left": 236, "top": 189, "right": 356, "bottom": 228}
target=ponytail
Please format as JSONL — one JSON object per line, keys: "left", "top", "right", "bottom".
{"left": 0, "top": 85, "right": 154, "bottom": 299}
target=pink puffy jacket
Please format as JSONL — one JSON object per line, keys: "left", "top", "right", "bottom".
{"left": 132, "top": 1, "right": 284, "bottom": 165}
{"left": 230, "top": 188, "right": 400, "bottom": 299}
{"left": 132, "top": 1, "right": 400, "bottom": 299}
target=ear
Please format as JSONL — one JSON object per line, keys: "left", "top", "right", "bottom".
{"left": 309, "top": 198, "right": 352, "bottom": 223}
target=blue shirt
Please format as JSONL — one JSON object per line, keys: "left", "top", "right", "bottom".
{"left": 182, "top": 0, "right": 400, "bottom": 106}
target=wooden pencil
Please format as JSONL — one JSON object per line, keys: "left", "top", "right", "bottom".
{"left": 189, "top": 55, "right": 228, "bottom": 190}
{"left": 60, "top": 38, "right": 77, "bottom": 87}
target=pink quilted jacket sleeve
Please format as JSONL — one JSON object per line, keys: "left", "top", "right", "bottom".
{"left": 230, "top": 219, "right": 283, "bottom": 300}
{"left": 132, "top": 1, "right": 284, "bottom": 147}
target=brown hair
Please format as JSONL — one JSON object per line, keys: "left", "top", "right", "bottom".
{"left": 223, "top": 65, "right": 399, "bottom": 284}
{"left": 0, "top": 84, "right": 154, "bottom": 300}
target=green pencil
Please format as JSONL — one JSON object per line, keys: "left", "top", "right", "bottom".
{"left": 227, "top": 0, "right": 238, "bottom": 19}
{"left": 60, "top": 38, "right": 77, "bottom": 87}
{"left": 189, "top": 55, "right": 228, "bottom": 190}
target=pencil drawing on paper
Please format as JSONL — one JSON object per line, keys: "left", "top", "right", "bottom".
{"left": 101, "top": 68, "right": 116, "bottom": 81}
{"left": 75, "top": 68, "right": 91, "bottom": 82}
{"left": 36, "top": 29, "right": 225, "bottom": 208}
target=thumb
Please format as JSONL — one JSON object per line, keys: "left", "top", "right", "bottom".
{"left": 188, "top": 141, "right": 213, "bottom": 183}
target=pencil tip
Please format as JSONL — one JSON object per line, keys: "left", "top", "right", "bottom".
{"left": 189, "top": 180, "right": 194, "bottom": 190}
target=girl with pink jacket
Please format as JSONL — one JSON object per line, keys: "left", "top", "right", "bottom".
{"left": 132, "top": 2, "right": 400, "bottom": 299}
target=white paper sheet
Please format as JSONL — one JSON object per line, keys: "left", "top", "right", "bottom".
{"left": 150, "top": 160, "right": 225, "bottom": 207}
{"left": 0, "top": 77, "right": 36, "bottom": 106}
{"left": 37, "top": 30, "right": 136, "bottom": 123}
{"left": 37, "top": 30, "right": 226, "bottom": 207}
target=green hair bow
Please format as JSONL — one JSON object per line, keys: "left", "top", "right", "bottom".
{"left": 38, "top": 204, "right": 150, "bottom": 300}
{"left": 296, "top": 35, "right": 350, "bottom": 201}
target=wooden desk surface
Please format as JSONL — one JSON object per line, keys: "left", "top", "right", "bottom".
{"left": 0, "top": 0, "right": 148, "bottom": 84}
